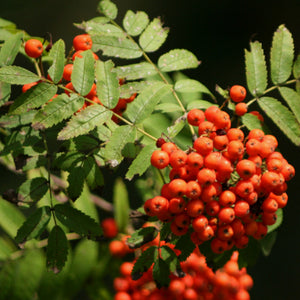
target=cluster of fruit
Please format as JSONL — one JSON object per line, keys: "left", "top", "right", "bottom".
{"left": 22, "top": 35, "right": 136, "bottom": 119}
{"left": 147, "top": 93, "right": 295, "bottom": 253}
{"left": 114, "top": 248, "right": 253, "bottom": 300}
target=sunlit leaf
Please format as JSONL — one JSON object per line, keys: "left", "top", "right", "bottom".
{"left": 92, "top": 35, "right": 142, "bottom": 59}
{"left": 123, "top": 10, "right": 149, "bottom": 36}
{"left": 0, "top": 32, "right": 22, "bottom": 67}
{"left": 57, "top": 105, "right": 112, "bottom": 140}
{"left": 0, "top": 66, "right": 40, "bottom": 85}
{"left": 71, "top": 50, "right": 95, "bottom": 96}
{"left": 32, "top": 94, "right": 85, "bottom": 129}
{"left": 95, "top": 60, "right": 119, "bottom": 108}
{"left": 97, "top": 0, "right": 118, "bottom": 20}
{"left": 258, "top": 97, "right": 300, "bottom": 145}
{"left": 270, "top": 24, "right": 294, "bottom": 84}
{"left": 103, "top": 125, "right": 136, "bottom": 165}
{"left": 9, "top": 82, "right": 57, "bottom": 114}
{"left": 48, "top": 39, "right": 65, "bottom": 84}
{"left": 126, "top": 81, "right": 171, "bottom": 124}
{"left": 139, "top": 18, "right": 169, "bottom": 52}
{"left": 158, "top": 49, "right": 200, "bottom": 72}
{"left": 245, "top": 41, "right": 268, "bottom": 96}
{"left": 114, "top": 62, "right": 156, "bottom": 80}
{"left": 279, "top": 86, "right": 300, "bottom": 123}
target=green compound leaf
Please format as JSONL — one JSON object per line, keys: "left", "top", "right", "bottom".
{"left": 258, "top": 97, "right": 300, "bottom": 145}
{"left": 92, "top": 35, "right": 142, "bottom": 59}
{"left": 103, "top": 125, "right": 136, "bottom": 165}
{"left": 158, "top": 49, "right": 200, "bottom": 72}
{"left": 160, "top": 245, "right": 179, "bottom": 273}
{"left": 156, "top": 102, "right": 182, "bottom": 113}
{"left": 0, "top": 32, "right": 22, "bottom": 67}
{"left": 279, "top": 87, "right": 300, "bottom": 124}
{"left": 241, "top": 113, "right": 264, "bottom": 132}
{"left": 293, "top": 53, "right": 300, "bottom": 79}
{"left": 139, "top": 18, "right": 169, "bottom": 52}
{"left": 62, "top": 239, "right": 98, "bottom": 299}
{"left": 46, "top": 225, "right": 69, "bottom": 273}
{"left": 32, "top": 94, "right": 85, "bottom": 130}
{"left": 86, "top": 156, "right": 104, "bottom": 188}
{"left": 0, "top": 110, "right": 36, "bottom": 128}
{"left": 174, "top": 79, "right": 214, "bottom": 99}
{"left": 54, "top": 203, "right": 102, "bottom": 240}
{"left": 18, "top": 177, "right": 49, "bottom": 203}
{"left": 8, "top": 249, "right": 44, "bottom": 300}
{"left": 71, "top": 50, "right": 95, "bottom": 96}
{"left": 0, "top": 197, "right": 25, "bottom": 239}
{"left": 260, "top": 231, "right": 277, "bottom": 257}
{"left": 97, "top": 0, "right": 118, "bottom": 20}
{"left": 267, "top": 208, "right": 283, "bottom": 234}
{"left": 126, "top": 143, "right": 156, "bottom": 180}
{"left": 245, "top": 41, "right": 268, "bottom": 96}
{"left": 0, "top": 82, "right": 11, "bottom": 106}
{"left": 113, "top": 178, "right": 130, "bottom": 233}
{"left": 127, "top": 226, "right": 158, "bottom": 249}
{"left": 47, "top": 39, "right": 65, "bottom": 84}
{"left": 74, "top": 16, "right": 110, "bottom": 32}
{"left": 0, "top": 66, "right": 40, "bottom": 85}
{"left": 114, "top": 62, "right": 156, "bottom": 81}
{"left": 9, "top": 82, "right": 57, "bottom": 115}
{"left": 153, "top": 257, "right": 170, "bottom": 288}
{"left": 57, "top": 105, "right": 112, "bottom": 140}
{"left": 95, "top": 60, "right": 119, "bottom": 108}
{"left": 175, "top": 230, "right": 196, "bottom": 262}
{"left": 119, "top": 81, "right": 155, "bottom": 98}
{"left": 15, "top": 206, "right": 51, "bottom": 244}
{"left": 123, "top": 10, "right": 149, "bottom": 36}
{"left": 126, "top": 81, "right": 171, "bottom": 124}
{"left": 67, "top": 165, "right": 86, "bottom": 201}
{"left": 132, "top": 245, "right": 158, "bottom": 279}
{"left": 270, "top": 24, "right": 294, "bottom": 84}
{"left": 22, "top": 155, "right": 48, "bottom": 172}
{"left": 186, "top": 100, "right": 216, "bottom": 111}
{"left": 166, "top": 116, "right": 186, "bottom": 139}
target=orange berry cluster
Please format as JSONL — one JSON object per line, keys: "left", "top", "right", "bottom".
{"left": 114, "top": 249, "right": 253, "bottom": 300}
{"left": 147, "top": 104, "right": 295, "bottom": 254}
{"left": 22, "top": 35, "right": 137, "bottom": 120}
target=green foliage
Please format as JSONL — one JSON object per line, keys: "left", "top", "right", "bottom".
{"left": 0, "top": 66, "right": 40, "bottom": 85}
{"left": 0, "top": 1, "right": 298, "bottom": 296}
{"left": 47, "top": 39, "right": 65, "bottom": 84}
{"left": 15, "top": 206, "right": 51, "bottom": 244}
{"left": 113, "top": 178, "right": 130, "bottom": 232}
{"left": 54, "top": 204, "right": 102, "bottom": 240}
{"left": 46, "top": 225, "right": 68, "bottom": 272}
{"left": 71, "top": 50, "right": 95, "bottom": 96}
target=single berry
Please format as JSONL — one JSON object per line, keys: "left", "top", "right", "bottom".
{"left": 24, "top": 39, "right": 44, "bottom": 58}
{"left": 229, "top": 85, "right": 247, "bottom": 103}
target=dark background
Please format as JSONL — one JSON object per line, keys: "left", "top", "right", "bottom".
{"left": 1, "top": 0, "right": 300, "bottom": 299}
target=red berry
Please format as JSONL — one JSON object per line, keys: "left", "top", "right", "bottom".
{"left": 25, "top": 39, "right": 44, "bottom": 58}
{"left": 73, "top": 34, "right": 93, "bottom": 51}
{"left": 229, "top": 85, "right": 247, "bottom": 103}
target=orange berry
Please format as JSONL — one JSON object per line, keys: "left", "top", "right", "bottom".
{"left": 236, "top": 159, "right": 256, "bottom": 179}
{"left": 169, "top": 149, "right": 188, "bottom": 169}
{"left": 73, "top": 34, "right": 93, "bottom": 51}
{"left": 235, "top": 102, "right": 248, "bottom": 116}
{"left": 101, "top": 218, "right": 118, "bottom": 238}
{"left": 197, "top": 168, "right": 216, "bottom": 187}
{"left": 193, "top": 136, "right": 213, "bottom": 156}
{"left": 168, "top": 178, "right": 187, "bottom": 197}
{"left": 186, "top": 199, "right": 205, "bottom": 217}
{"left": 24, "top": 39, "right": 44, "bottom": 58}
{"left": 187, "top": 108, "right": 205, "bottom": 126}
{"left": 150, "top": 150, "right": 169, "bottom": 169}
{"left": 229, "top": 85, "right": 247, "bottom": 102}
